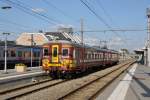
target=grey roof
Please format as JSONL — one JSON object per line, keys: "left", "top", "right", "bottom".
{"left": 0, "top": 41, "right": 16, "bottom": 45}
{"left": 45, "top": 32, "right": 71, "bottom": 41}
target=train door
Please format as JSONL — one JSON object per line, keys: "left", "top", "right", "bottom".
{"left": 75, "top": 48, "right": 80, "bottom": 66}
{"left": 52, "top": 45, "right": 59, "bottom": 63}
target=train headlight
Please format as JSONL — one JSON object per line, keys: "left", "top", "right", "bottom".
{"left": 42, "top": 59, "right": 49, "bottom": 65}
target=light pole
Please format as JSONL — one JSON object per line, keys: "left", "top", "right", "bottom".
{"left": 3, "top": 32, "right": 10, "bottom": 73}
{"left": 1, "top": 6, "right": 12, "bottom": 9}
{"left": 1, "top": 6, "right": 12, "bottom": 73}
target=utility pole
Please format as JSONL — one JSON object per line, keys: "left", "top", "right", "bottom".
{"left": 31, "top": 34, "right": 34, "bottom": 68}
{"left": 80, "top": 18, "right": 85, "bottom": 70}
{"left": 81, "top": 18, "right": 84, "bottom": 45}
{"left": 146, "top": 8, "right": 150, "bottom": 66}
{"left": 147, "top": 8, "right": 150, "bottom": 45}
{"left": 3, "top": 32, "right": 10, "bottom": 73}
{"left": 1, "top": 6, "right": 11, "bottom": 73}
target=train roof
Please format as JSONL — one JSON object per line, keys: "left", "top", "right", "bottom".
{"left": 44, "top": 40, "right": 118, "bottom": 53}
{"left": 0, "top": 44, "right": 42, "bottom": 48}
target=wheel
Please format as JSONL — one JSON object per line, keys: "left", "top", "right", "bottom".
{"left": 64, "top": 72, "right": 72, "bottom": 79}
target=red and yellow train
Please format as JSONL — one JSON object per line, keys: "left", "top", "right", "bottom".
{"left": 42, "top": 41, "right": 119, "bottom": 78}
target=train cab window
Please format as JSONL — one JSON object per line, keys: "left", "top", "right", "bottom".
{"left": 62, "top": 48, "right": 69, "bottom": 57}
{"left": 43, "top": 48, "right": 49, "bottom": 56}
{"left": 18, "top": 51, "right": 22, "bottom": 57}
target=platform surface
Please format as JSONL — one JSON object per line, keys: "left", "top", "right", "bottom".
{"left": 0, "top": 67, "right": 44, "bottom": 83}
{"left": 124, "top": 64, "right": 150, "bottom": 100}
{"left": 96, "top": 63, "right": 150, "bottom": 100}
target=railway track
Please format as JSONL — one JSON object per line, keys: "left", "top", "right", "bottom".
{"left": 0, "top": 78, "right": 68, "bottom": 100}
{"left": 58, "top": 61, "right": 135, "bottom": 100}
{"left": 0, "top": 60, "right": 135, "bottom": 100}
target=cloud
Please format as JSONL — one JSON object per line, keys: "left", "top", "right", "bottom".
{"left": 46, "top": 24, "right": 74, "bottom": 32}
{"left": 31, "top": 8, "right": 46, "bottom": 13}
{"left": 109, "top": 37, "right": 124, "bottom": 46}
{"left": 84, "top": 36, "right": 100, "bottom": 46}
{"left": 57, "top": 24, "right": 74, "bottom": 28}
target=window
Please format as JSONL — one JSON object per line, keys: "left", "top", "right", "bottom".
{"left": 62, "top": 48, "right": 69, "bottom": 57}
{"left": 43, "top": 48, "right": 49, "bottom": 56}
{"left": 33, "top": 52, "right": 37, "bottom": 57}
{"left": 11, "top": 50, "right": 16, "bottom": 57}
{"left": 18, "top": 51, "right": 22, "bottom": 57}
{"left": 34, "top": 51, "right": 40, "bottom": 57}
{"left": 53, "top": 47, "right": 57, "bottom": 57}
{"left": 37, "top": 51, "right": 40, "bottom": 57}
{"left": 3, "top": 51, "right": 9, "bottom": 57}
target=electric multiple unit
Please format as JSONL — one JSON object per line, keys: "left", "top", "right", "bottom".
{"left": 42, "top": 41, "right": 119, "bottom": 78}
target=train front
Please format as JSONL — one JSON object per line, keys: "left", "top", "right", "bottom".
{"left": 42, "top": 42, "right": 75, "bottom": 78}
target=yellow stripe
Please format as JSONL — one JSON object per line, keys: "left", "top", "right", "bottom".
{"left": 43, "top": 59, "right": 76, "bottom": 69}
{"left": 49, "top": 59, "right": 76, "bottom": 67}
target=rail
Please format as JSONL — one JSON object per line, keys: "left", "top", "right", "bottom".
{"left": 0, "top": 78, "right": 69, "bottom": 100}
{"left": 58, "top": 60, "right": 135, "bottom": 100}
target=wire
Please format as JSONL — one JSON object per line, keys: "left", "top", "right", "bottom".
{"left": 2, "top": 0, "right": 61, "bottom": 25}
{"left": 15, "top": 0, "right": 62, "bottom": 24}
{"left": 75, "top": 29, "right": 147, "bottom": 32}
{"left": 80, "top": 0, "right": 110, "bottom": 28}
{"left": 96, "top": 0, "right": 114, "bottom": 24}
{"left": 80, "top": 0, "right": 120, "bottom": 37}
{"left": 0, "top": 18, "right": 32, "bottom": 29}
{"left": 42, "top": 0, "right": 76, "bottom": 21}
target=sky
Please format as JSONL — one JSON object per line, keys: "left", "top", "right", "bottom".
{"left": 0, "top": 0, "right": 150, "bottom": 51}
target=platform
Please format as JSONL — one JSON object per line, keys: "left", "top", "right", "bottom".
{"left": 96, "top": 63, "right": 150, "bottom": 100}
{"left": 0, "top": 67, "right": 45, "bottom": 84}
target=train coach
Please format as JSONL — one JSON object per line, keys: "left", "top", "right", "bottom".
{"left": 42, "top": 40, "right": 119, "bottom": 78}
{"left": 0, "top": 45, "right": 42, "bottom": 69}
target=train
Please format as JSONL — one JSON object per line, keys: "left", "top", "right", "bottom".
{"left": 0, "top": 45, "right": 42, "bottom": 70}
{"left": 42, "top": 40, "right": 119, "bottom": 78}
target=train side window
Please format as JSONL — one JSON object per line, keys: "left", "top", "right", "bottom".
{"left": 11, "top": 51, "right": 16, "bottom": 57}
{"left": 18, "top": 51, "right": 22, "bottom": 57}
{"left": 62, "top": 48, "right": 69, "bottom": 57}
{"left": 89, "top": 54, "right": 91, "bottom": 59}
{"left": 37, "top": 51, "right": 40, "bottom": 57}
{"left": 33, "top": 52, "right": 37, "bottom": 57}
{"left": 43, "top": 48, "right": 49, "bottom": 56}
{"left": 3, "top": 51, "right": 9, "bottom": 57}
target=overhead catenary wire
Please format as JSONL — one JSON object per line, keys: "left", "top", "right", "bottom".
{"left": 42, "top": 0, "right": 88, "bottom": 32}
{"left": 75, "top": 28, "right": 147, "bottom": 32}
{"left": 2, "top": 0, "right": 61, "bottom": 25}
{"left": 0, "top": 18, "right": 29, "bottom": 29}
{"left": 42, "top": 0, "right": 76, "bottom": 22}
{"left": 80, "top": 0, "right": 110, "bottom": 27}
{"left": 16, "top": 0, "right": 62, "bottom": 24}
{"left": 0, "top": 18, "right": 41, "bottom": 32}
{"left": 14, "top": 0, "right": 63, "bottom": 24}
{"left": 80, "top": 0, "right": 120, "bottom": 37}
{"left": 95, "top": 0, "right": 114, "bottom": 25}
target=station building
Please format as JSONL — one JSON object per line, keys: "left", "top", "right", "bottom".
{"left": 16, "top": 27, "right": 81, "bottom": 46}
